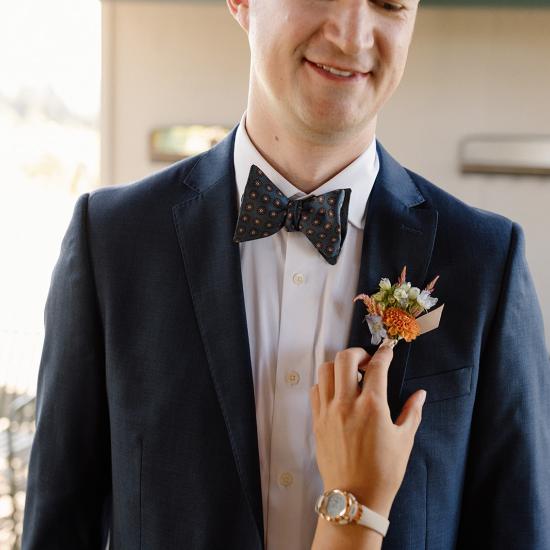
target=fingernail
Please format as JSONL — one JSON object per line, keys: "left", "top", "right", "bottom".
{"left": 419, "top": 390, "right": 427, "bottom": 405}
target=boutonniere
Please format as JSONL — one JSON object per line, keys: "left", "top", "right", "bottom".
{"left": 353, "top": 265, "right": 443, "bottom": 348}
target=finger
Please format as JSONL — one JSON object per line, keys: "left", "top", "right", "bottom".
{"left": 360, "top": 338, "right": 396, "bottom": 399}
{"left": 317, "top": 361, "right": 335, "bottom": 408}
{"left": 309, "top": 384, "right": 321, "bottom": 421}
{"left": 357, "top": 353, "right": 373, "bottom": 374}
{"left": 396, "top": 389, "right": 427, "bottom": 435}
{"left": 358, "top": 348, "right": 373, "bottom": 367}
{"left": 334, "top": 347, "right": 369, "bottom": 402}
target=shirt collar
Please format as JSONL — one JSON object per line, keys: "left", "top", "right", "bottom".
{"left": 233, "top": 110, "right": 379, "bottom": 230}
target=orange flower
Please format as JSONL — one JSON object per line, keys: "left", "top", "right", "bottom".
{"left": 383, "top": 307, "right": 420, "bottom": 343}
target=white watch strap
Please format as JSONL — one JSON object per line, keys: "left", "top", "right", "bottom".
{"left": 355, "top": 502, "right": 390, "bottom": 537}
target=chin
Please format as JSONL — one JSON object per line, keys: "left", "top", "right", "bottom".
{"left": 303, "top": 107, "right": 363, "bottom": 135}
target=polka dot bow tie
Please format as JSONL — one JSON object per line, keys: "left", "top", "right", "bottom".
{"left": 233, "top": 164, "right": 352, "bottom": 266}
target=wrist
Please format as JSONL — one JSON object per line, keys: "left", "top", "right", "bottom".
{"left": 356, "top": 494, "right": 392, "bottom": 519}
{"left": 315, "top": 488, "right": 391, "bottom": 539}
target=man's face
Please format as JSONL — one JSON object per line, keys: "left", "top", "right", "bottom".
{"left": 233, "top": 0, "right": 420, "bottom": 139}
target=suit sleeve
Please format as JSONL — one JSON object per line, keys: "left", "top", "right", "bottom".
{"left": 456, "top": 221, "right": 550, "bottom": 548}
{"left": 22, "top": 193, "right": 111, "bottom": 549}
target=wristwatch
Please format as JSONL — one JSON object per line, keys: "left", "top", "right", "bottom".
{"left": 315, "top": 488, "right": 390, "bottom": 537}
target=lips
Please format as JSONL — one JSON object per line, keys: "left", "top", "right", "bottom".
{"left": 304, "top": 58, "right": 369, "bottom": 82}
{"left": 305, "top": 57, "right": 368, "bottom": 76}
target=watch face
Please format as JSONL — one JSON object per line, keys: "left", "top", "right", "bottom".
{"left": 326, "top": 492, "right": 347, "bottom": 518}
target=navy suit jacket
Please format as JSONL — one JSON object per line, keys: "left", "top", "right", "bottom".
{"left": 22, "top": 122, "right": 550, "bottom": 549}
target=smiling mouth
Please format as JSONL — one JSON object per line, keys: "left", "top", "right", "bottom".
{"left": 304, "top": 58, "right": 369, "bottom": 82}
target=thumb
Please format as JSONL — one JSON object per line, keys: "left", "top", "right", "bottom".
{"left": 395, "top": 389, "right": 427, "bottom": 433}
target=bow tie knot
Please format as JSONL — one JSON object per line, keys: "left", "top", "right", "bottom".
{"left": 284, "top": 199, "right": 304, "bottom": 232}
{"left": 233, "top": 164, "right": 352, "bottom": 265}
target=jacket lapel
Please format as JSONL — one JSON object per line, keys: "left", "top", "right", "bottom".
{"left": 172, "top": 123, "right": 265, "bottom": 546}
{"left": 347, "top": 140, "right": 439, "bottom": 422}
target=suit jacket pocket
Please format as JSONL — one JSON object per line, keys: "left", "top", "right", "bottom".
{"left": 401, "top": 365, "right": 473, "bottom": 403}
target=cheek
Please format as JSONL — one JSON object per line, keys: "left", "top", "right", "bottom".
{"left": 249, "top": 32, "right": 279, "bottom": 83}
{"left": 250, "top": 1, "right": 317, "bottom": 75}
{"left": 377, "top": 28, "right": 412, "bottom": 82}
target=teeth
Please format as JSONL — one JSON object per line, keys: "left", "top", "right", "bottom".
{"left": 315, "top": 62, "right": 354, "bottom": 77}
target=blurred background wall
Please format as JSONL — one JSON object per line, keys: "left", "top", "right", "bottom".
{"left": 101, "top": 2, "right": 550, "bottom": 347}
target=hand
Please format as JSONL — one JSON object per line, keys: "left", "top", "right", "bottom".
{"left": 309, "top": 341, "right": 427, "bottom": 518}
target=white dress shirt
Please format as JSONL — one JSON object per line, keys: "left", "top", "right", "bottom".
{"left": 233, "top": 110, "right": 380, "bottom": 550}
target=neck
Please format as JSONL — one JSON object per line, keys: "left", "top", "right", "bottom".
{"left": 244, "top": 101, "right": 377, "bottom": 195}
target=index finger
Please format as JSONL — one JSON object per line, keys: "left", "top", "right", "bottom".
{"left": 333, "top": 347, "right": 370, "bottom": 402}
{"left": 360, "top": 338, "right": 396, "bottom": 398}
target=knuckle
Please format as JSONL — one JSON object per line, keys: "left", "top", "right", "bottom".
{"left": 333, "top": 398, "right": 353, "bottom": 417}
{"left": 368, "top": 356, "right": 388, "bottom": 370}
{"left": 334, "top": 350, "right": 347, "bottom": 362}
{"left": 345, "top": 347, "right": 366, "bottom": 358}
{"left": 335, "top": 347, "right": 365, "bottom": 366}
{"left": 361, "top": 388, "right": 385, "bottom": 410}
{"left": 376, "top": 345, "right": 394, "bottom": 359}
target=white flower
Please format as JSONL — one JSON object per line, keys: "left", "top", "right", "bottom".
{"left": 379, "top": 278, "right": 392, "bottom": 291}
{"left": 416, "top": 290, "right": 438, "bottom": 310}
{"left": 366, "top": 314, "right": 387, "bottom": 345}
{"left": 408, "top": 287, "right": 421, "bottom": 300}
{"left": 393, "top": 287, "right": 409, "bottom": 307}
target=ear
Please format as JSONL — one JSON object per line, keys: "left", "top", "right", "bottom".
{"left": 226, "top": 0, "right": 250, "bottom": 33}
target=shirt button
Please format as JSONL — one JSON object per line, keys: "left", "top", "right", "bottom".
{"left": 279, "top": 472, "right": 294, "bottom": 487}
{"left": 285, "top": 370, "right": 300, "bottom": 386}
{"left": 292, "top": 272, "right": 305, "bottom": 285}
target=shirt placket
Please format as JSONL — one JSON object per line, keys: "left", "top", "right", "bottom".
{"left": 266, "top": 224, "right": 324, "bottom": 550}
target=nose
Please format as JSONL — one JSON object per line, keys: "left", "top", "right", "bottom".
{"left": 323, "top": 0, "right": 374, "bottom": 57}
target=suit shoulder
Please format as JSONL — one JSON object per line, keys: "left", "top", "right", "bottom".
{"left": 86, "top": 152, "right": 205, "bottom": 225}
{"left": 404, "top": 167, "right": 517, "bottom": 245}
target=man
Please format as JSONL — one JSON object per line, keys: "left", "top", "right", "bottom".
{"left": 22, "top": 0, "right": 550, "bottom": 548}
